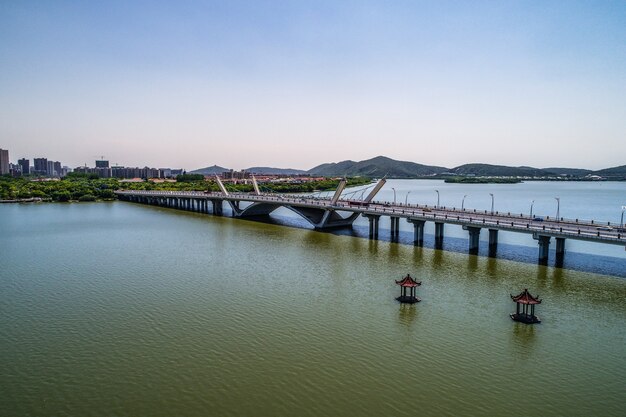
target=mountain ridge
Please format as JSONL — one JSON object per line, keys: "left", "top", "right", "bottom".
{"left": 190, "top": 158, "right": 626, "bottom": 179}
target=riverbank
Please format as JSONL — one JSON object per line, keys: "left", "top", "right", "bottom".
{"left": 443, "top": 177, "right": 521, "bottom": 184}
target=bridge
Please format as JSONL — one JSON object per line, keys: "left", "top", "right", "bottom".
{"left": 115, "top": 178, "right": 625, "bottom": 267}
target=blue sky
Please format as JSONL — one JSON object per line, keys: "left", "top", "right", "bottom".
{"left": 1, "top": 0, "right": 625, "bottom": 170}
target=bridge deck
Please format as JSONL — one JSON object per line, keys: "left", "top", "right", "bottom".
{"left": 115, "top": 190, "right": 625, "bottom": 247}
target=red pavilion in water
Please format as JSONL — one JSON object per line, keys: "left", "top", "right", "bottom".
{"left": 395, "top": 274, "right": 422, "bottom": 304}
{"left": 510, "top": 289, "right": 542, "bottom": 324}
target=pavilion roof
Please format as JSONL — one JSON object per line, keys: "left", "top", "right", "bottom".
{"left": 511, "top": 288, "right": 541, "bottom": 305}
{"left": 395, "top": 274, "right": 422, "bottom": 287}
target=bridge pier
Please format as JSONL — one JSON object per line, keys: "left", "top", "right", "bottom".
{"left": 364, "top": 214, "right": 380, "bottom": 240}
{"left": 407, "top": 219, "right": 425, "bottom": 246}
{"left": 212, "top": 200, "right": 223, "bottom": 216}
{"left": 555, "top": 237, "right": 566, "bottom": 268}
{"left": 463, "top": 226, "right": 481, "bottom": 255}
{"left": 435, "top": 222, "right": 444, "bottom": 249}
{"left": 534, "top": 234, "right": 551, "bottom": 265}
{"left": 488, "top": 229, "right": 498, "bottom": 257}
{"left": 390, "top": 216, "right": 400, "bottom": 240}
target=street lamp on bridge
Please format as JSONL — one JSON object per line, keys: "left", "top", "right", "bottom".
{"left": 435, "top": 189, "right": 440, "bottom": 208}
{"left": 405, "top": 191, "right": 411, "bottom": 205}
{"left": 489, "top": 193, "right": 494, "bottom": 214}
{"left": 530, "top": 200, "right": 535, "bottom": 219}
{"left": 462, "top": 194, "right": 468, "bottom": 211}
{"left": 555, "top": 197, "right": 560, "bottom": 222}
{"left": 391, "top": 187, "right": 396, "bottom": 204}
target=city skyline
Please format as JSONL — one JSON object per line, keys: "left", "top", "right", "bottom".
{"left": 2, "top": 1, "right": 625, "bottom": 170}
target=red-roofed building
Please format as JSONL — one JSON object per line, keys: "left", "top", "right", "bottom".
{"left": 510, "top": 289, "right": 542, "bottom": 324}
{"left": 395, "top": 274, "right": 422, "bottom": 304}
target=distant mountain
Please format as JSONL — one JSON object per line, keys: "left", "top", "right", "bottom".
{"left": 592, "top": 165, "right": 626, "bottom": 180}
{"left": 246, "top": 166, "right": 307, "bottom": 175}
{"left": 450, "top": 164, "right": 548, "bottom": 177}
{"left": 544, "top": 167, "right": 593, "bottom": 177}
{"left": 190, "top": 165, "right": 230, "bottom": 175}
{"left": 190, "top": 158, "right": 626, "bottom": 180}
{"left": 308, "top": 156, "right": 447, "bottom": 178}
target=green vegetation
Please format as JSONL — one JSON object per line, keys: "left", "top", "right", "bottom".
{"left": 175, "top": 173, "right": 205, "bottom": 182}
{"left": 308, "top": 155, "right": 447, "bottom": 178}
{"left": 0, "top": 175, "right": 371, "bottom": 202}
{"left": 444, "top": 177, "right": 521, "bottom": 184}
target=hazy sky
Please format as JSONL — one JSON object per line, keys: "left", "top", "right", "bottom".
{"left": 1, "top": 1, "right": 625, "bottom": 170}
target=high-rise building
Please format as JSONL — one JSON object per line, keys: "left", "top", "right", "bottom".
{"left": 95, "top": 160, "right": 109, "bottom": 168}
{"left": 54, "top": 161, "right": 62, "bottom": 177}
{"left": 18, "top": 158, "right": 30, "bottom": 175}
{"left": 47, "top": 160, "right": 55, "bottom": 177}
{"left": 34, "top": 158, "right": 48, "bottom": 175}
{"left": 0, "top": 148, "right": 9, "bottom": 175}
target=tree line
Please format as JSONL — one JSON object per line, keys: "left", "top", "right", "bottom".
{"left": 0, "top": 174, "right": 371, "bottom": 202}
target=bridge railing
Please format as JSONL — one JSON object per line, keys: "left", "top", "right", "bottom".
{"left": 115, "top": 190, "right": 619, "bottom": 232}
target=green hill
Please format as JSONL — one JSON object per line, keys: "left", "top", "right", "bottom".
{"left": 450, "top": 164, "right": 548, "bottom": 177}
{"left": 308, "top": 156, "right": 447, "bottom": 178}
{"left": 544, "top": 167, "right": 593, "bottom": 177}
{"left": 592, "top": 165, "right": 626, "bottom": 180}
{"left": 190, "top": 165, "right": 230, "bottom": 175}
{"left": 246, "top": 167, "right": 307, "bottom": 175}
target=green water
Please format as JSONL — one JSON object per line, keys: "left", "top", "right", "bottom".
{"left": 1, "top": 202, "right": 625, "bottom": 416}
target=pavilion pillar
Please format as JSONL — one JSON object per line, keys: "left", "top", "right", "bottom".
{"left": 407, "top": 219, "right": 425, "bottom": 246}
{"left": 488, "top": 229, "right": 498, "bottom": 258}
{"left": 435, "top": 222, "right": 444, "bottom": 249}
{"left": 534, "top": 234, "right": 551, "bottom": 265}
{"left": 463, "top": 226, "right": 481, "bottom": 255}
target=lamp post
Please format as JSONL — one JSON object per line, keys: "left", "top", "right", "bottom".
{"left": 391, "top": 187, "right": 396, "bottom": 204}
{"left": 405, "top": 191, "right": 411, "bottom": 205}
{"left": 462, "top": 194, "right": 468, "bottom": 211}
{"left": 555, "top": 197, "right": 560, "bottom": 222}
{"left": 530, "top": 200, "right": 535, "bottom": 219}
{"left": 435, "top": 189, "right": 440, "bottom": 208}
{"left": 489, "top": 193, "right": 494, "bottom": 215}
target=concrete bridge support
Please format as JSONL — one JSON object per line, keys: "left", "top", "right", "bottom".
{"left": 464, "top": 226, "right": 481, "bottom": 255}
{"left": 364, "top": 214, "right": 380, "bottom": 240}
{"left": 488, "top": 229, "right": 498, "bottom": 257}
{"left": 534, "top": 235, "right": 551, "bottom": 265}
{"left": 555, "top": 237, "right": 566, "bottom": 268}
{"left": 212, "top": 200, "right": 223, "bottom": 216}
{"left": 435, "top": 222, "right": 444, "bottom": 249}
{"left": 407, "top": 219, "right": 425, "bottom": 246}
{"left": 390, "top": 217, "right": 400, "bottom": 241}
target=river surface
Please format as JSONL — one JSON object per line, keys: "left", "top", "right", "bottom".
{"left": 1, "top": 181, "right": 625, "bottom": 416}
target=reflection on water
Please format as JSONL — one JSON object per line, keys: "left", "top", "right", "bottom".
{"left": 397, "top": 304, "right": 418, "bottom": 327}
{"left": 511, "top": 322, "right": 537, "bottom": 355}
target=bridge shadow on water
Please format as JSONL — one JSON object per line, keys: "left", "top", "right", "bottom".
{"left": 237, "top": 212, "right": 626, "bottom": 279}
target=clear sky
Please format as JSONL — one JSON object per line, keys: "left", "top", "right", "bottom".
{"left": 1, "top": 0, "right": 625, "bottom": 170}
